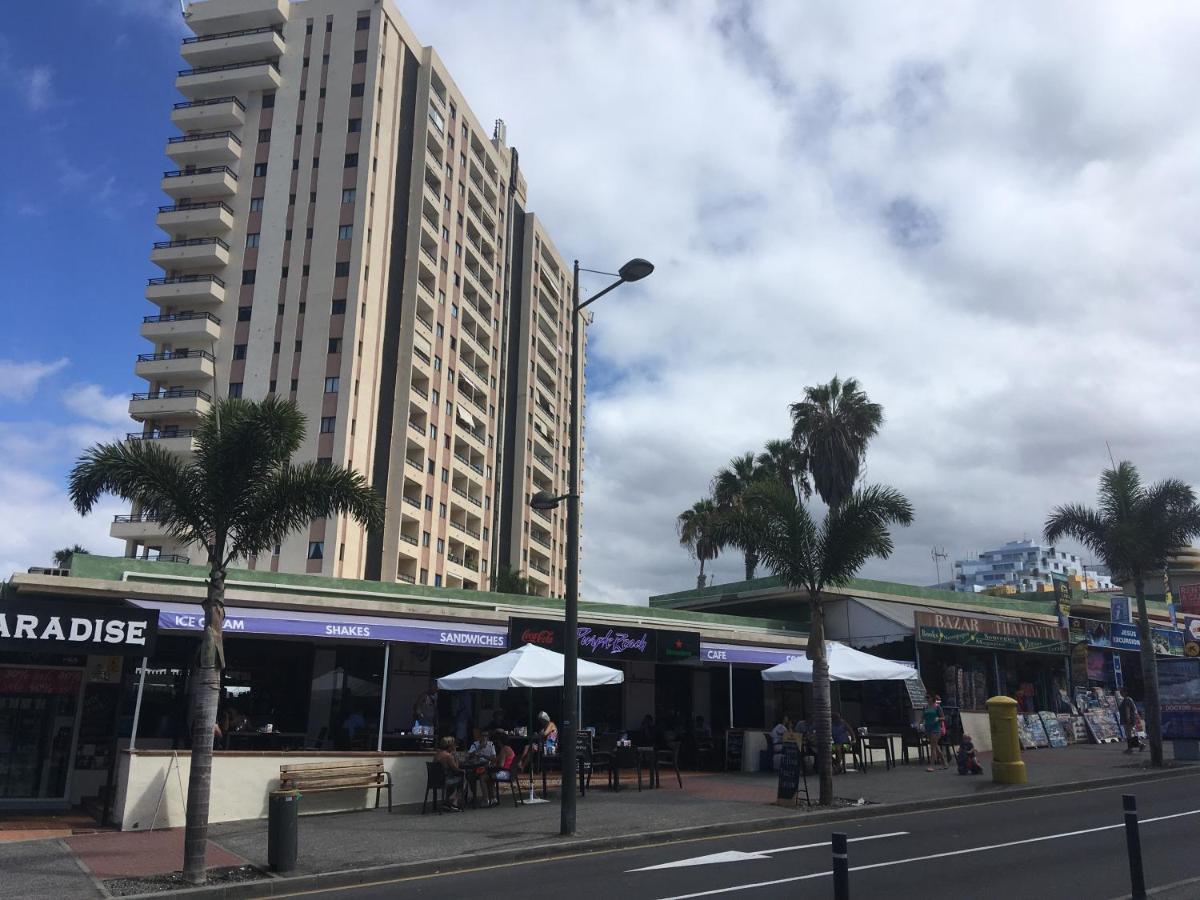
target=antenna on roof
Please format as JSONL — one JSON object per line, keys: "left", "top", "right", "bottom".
{"left": 931, "top": 546, "right": 948, "bottom": 587}
{"left": 1105, "top": 440, "right": 1117, "bottom": 469}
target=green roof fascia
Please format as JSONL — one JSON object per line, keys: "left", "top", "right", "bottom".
{"left": 63, "top": 555, "right": 802, "bottom": 634}
{"left": 647, "top": 574, "right": 1128, "bottom": 619}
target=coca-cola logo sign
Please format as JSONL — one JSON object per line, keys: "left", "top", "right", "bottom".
{"left": 521, "top": 628, "right": 557, "bottom": 647}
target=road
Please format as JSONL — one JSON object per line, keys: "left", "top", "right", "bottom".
{"left": 287, "top": 772, "right": 1200, "bottom": 899}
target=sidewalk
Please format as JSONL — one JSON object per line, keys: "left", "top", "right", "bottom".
{"left": 0, "top": 744, "right": 1192, "bottom": 898}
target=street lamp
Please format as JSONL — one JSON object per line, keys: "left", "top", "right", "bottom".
{"left": 528, "top": 256, "right": 653, "bottom": 837}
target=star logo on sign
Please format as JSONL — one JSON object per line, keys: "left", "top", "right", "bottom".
{"left": 674, "top": 640, "right": 683, "bottom": 650}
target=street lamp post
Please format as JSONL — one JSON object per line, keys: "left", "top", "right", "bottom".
{"left": 530, "top": 256, "right": 653, "bottom": 837}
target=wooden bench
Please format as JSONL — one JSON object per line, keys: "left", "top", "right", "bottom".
{"left": 278, "top": 761, "right": 392, "bottom": 812}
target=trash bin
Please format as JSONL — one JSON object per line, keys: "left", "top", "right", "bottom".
{"left": 268, "top": 790, "right": 300, "bottom": 873}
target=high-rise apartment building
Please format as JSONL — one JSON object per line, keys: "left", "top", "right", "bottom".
{"left": 115, "top": 0, "right": 580, "bottom": 599}
{"left": 954, "top": 539, "right": 1114, "bottom": 594}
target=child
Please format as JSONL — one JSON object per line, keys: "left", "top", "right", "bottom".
{"left": 956, "top": 734, "right": 983, "bottom": 776}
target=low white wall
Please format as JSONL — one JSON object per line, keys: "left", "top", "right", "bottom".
{"left": 114, "top": 752, "right": 429, "bottom": 831}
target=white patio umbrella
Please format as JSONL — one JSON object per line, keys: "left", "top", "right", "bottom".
{"left": 436, "top": 642, "right": 624, "bottom": 690}
{"left": 761, "top": 642, "right": 918, "bottom": 682}
{"left": 437, "top": 644, "right": 623, "bottom": 803}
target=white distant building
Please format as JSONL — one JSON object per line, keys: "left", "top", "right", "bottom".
{"left": 954, "top": 540, "right": 1114, "bottom": 594}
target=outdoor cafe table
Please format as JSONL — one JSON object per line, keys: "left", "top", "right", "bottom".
{"left": 862, "top": 732, "right": 899, "bottom": 770}
{"left": 606, "top": 746, "right": 658, "bottom": 791}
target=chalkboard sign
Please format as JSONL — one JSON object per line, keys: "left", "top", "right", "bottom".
{"left": 904, "top": 679, "right": 928, "bottom": 708}
{"left": 1038, "top": 712, "right": 1068, "bottom": 748}
{"left": 776, "top": 741, "right": 807, "bottom": 805}
{"left": 725, "top": 729, "right": 745, "bottom": 771}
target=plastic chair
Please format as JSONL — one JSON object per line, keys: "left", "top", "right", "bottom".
{"left": 656, "top": 741, "right": 683, "bottom": 788}
{"left": 422, "top": 761, "right": 446, "bottom": 814}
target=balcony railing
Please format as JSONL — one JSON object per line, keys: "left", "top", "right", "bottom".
{"left": 147, "top": 274, "right": 226, "bottom": 288}
{"left": 408, "top": 420, "right": 426, "bottom": 435}
{"left": 182, "top": 25, "right": 283, "bottom": 44}
{"left": 453, "top": 451, "right": 484, "bottom": 475}
{"left": 447, "top": 552, "right": 465, "bottom": 566}
{"left": 142, "top": 312, "right": 221, "bottom": 326}
{"left": 144, "top": 553, "right": 190, "bottom": 563}
{"left": 397, "top": 572, "right": 416, "bottom": 584}
{"left": 158, "top": 201, "right": 234, "bottom": 215}
{"left": 530, "top": 533, "right": 551, "bottom": 549}
{"left": 127, "top": 430, "right": 197, "bottom": 441}
{"left": 131, "top": 389, "right": 212, "bottom": 402}
{"left": 167, "top": 130, "right": 242, "bottom": 146}
{"left": 529, "top": 561, "right": 551, "bottom": 576}
{"left": 532, "top": 507, "right": 551, "bottom": 522}
{"left": 113, "top": 513, "right": 161, "bottom": 523}
{"left": 163, "top": 165, "right": 237, "bottom": 180}
{"left": 402, "top": 496, "right": 421, "bottom": 508}
{"left": 178, "top": 58, "right": 280, "bottom": 77}
{"left": 406, "top": 458, "right": 423, "bottom": 471}
{"left": 174, "top": 95, "right": 246, "bottom": 111}
{"left": 450, "top": 521, "right": 481, "bottom": 539}
{"left": 413, "top": 345, "right": 431, "bottom": 364}
{"left": 152, "top": 237, "right": 230, "bottom": 251}
{"left": 411, "top": 384, "right": 428, "bottom": 399}
{"left": 136, "top": 350, "right": 215, "bottom": 363}
{"left": 452, "top": 485, "right": 482, "bottom": 507}
{"left": 399, "top": 533, "right": 419, "bottom": 546}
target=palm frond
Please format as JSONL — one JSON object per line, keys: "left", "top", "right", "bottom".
{"left": 818, "top": 486, "right": 914, "bottom": 586}
{"left": 1043, "top": 503, "right": 1111, "bottom": 564}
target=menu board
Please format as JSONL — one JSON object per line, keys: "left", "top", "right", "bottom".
{"left": 776, "top": 740, "right": 804, "bottom": 804}
{"left": 1021, "top": 714, "right": 1050, "bottom": 748}
{"left": 725, "top": 729, "right": 744, "bottom": 771}
{"left": 1038, "top": 712, "right": 1069, "bottom": 748}
{"left": 904, "top": 679, "right": 928, "bottom": 708}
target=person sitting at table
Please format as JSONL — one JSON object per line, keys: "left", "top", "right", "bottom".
{"left": 769, "top": 715, "right": 793, "bottom": 770}
{"left": 486, "top": 708, "right": 506, "bottom": 732}
{"left": 491, "top": 731, "right": 517, "bottom": 801}
{"left": 433, "top": 736, "right": 466, "bottom": 811}
{"left": 831, "top": 712, "right": 853, "bottom": 771}
{"left": 637, "top": 714, "right": 659, "bottom": 749}
{"left": 519, "top": 712, "right": 557, "bottom": 769}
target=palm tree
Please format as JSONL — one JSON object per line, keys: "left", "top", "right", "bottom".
{"left": 757, "top": 438, "right": 809, "bottom": 501}
{"left": 1045, "top": 462, "right": 1200, "bottom": 767}
{"left": 491, "top": 564, "right": 532, "bottom": 595}
{"left": 68, "top": 398, "right": 383, "bottom": 884}
{"left": 714, "top": 452, "right": 763, "bottom": 579}
{"left": 677, "top": 498, "right": 721, "bottom": 589}
{"left": 734, "top": 480, "right": 913, "bottom": 804}
{"left": 790, "top": 376, "right": 883, "bottom": 509}
{"left": 52, "top": 544, "right": 89, "bottom": 568}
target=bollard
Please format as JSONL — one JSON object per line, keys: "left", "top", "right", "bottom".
{"left": 986, "top": 695, "right": 1027, "bottom": 785}
{"left": 1123, "top": 794, "right": 1146, "bottom": 900}
{"left": 268, "top": 790, "right": 300, "bottom": 874}
{"left": 832, "top": 832, "right": 849, "bottom": 900}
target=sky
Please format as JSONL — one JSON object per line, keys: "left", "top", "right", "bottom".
{"left": 2, "top": 2, "right": 1200, "bottom": 603}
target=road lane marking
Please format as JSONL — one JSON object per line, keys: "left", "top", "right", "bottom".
{"left": 656, "top": 810, "right": 1200, "bottom": 900}
{"left": 631, "top": 832, "right": 908, "bottom": 872}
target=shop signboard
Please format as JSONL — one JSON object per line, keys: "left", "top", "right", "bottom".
{"left": 1179, "top": 583, "right": 1200, "bottom": 616}
{"left": 656, "top": 630, "right": 701, "bottom": 663}
{"left": 1051, "top": 572, "right": 1072, "bottom": 628}
{"left": 1112, "top": 654, "right": 1124, "bottom": 690}
{"left": 507, "top": 617, "right": 663, "bottom": 663}
{"left": 700, "top": 644, "right": 803, "bottom": 666}
{"left": 1110, "top": 596, "right": 1131, "bottom": 625}
{"left": 1158, "top": 658, "right": 1200, "bottom": 740}
{"left": 914, "top": 611, "right": 1068, "bottom": 655}
{"left": 1184, "top": 616, "right": 1200, "bottom": 658}
{"left": 776, "top": 740, "right": 803, "bottom": 802}
{"left": 1070, "top": 617, "right": 1185, "bottom": 657}
{"left": 0, "top": 599, "right": 157, "bottom": 656}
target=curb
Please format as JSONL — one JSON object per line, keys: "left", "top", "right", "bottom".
{"left": 118, "top": 766, "right": 1199, "bottom": 900}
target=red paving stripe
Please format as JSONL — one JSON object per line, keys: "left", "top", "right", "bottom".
{"left": 66, "top": 829, "right": 246, "bottom": 879}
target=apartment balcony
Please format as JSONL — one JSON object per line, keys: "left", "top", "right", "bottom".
{"left": 128, "top": 389, "right": 212, "bottom": 423}
{"left": 181, "top": 25, "right": 285, "bottom": 67}
{"left": 527, "top": 560, "right": 551, "bottom": 580}
{"left": 110, "top": 512, "right": 168, "bottom": 542}
{"left": 135, "top": 349, "right": 215, "bottom": 383}
{"left": 176, "top": 59, "right": 281, "bottom": 100}
{"left": 126, "top": 429, "right": 199, "bottom": 454}
{"left": 140, "top": 310, "right": 221, "bottom": 344}
{"left": 397, "top": 532, "right": 420, "bottom": 559}
{"left": 165, "top": 130, "right": 242, "bottom": 167}
{"left": 171, "top": 95, "right": 246, "bottom": 131}
{"left": 150, "top": 237, "right": 230, "bottom": 270}
{"left": 145, "top": 274, "right": 225, "bottom": 307}
{"left": 529, "top": 531, "right": 552, "bottom": 551}
{"left": 451, "top": 484, "right": 482, "bottom": 509}
{"left": 402, "top": 494, "right": 422, "bottom": 510}
{"left": 452, "top": 450, "right": 484, "bottom": 478}
{"left": 183, "top": 0, "right": 287, "bottom": 35}
{"left": 449, "top": 519, "right": 481, "bottom": 541}
{"left": 161, "top": 165, "right": 238, "bottom": 199}
{"left": 156, "top": 201, "right": 234, "bottom": 237}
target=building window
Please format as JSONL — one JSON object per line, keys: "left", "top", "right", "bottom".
{"left": 328, "top": 338, "right": 342, "bottom": 354}
{"left": 350, "top": 83, "right": 365, "bottom": 97}
{"left": 436, "top": 538, "right": 445, "bottom": 553}
{"left": 320, "top": 416, "right": 336, "bottom": 433}
{"left": 357, "top": 15, "right": 370, "bottom": 29}
{"left": 232, "top": 344, "right": 247, "bottom": 360}
{"left": 422, "top": 532, "right": 431, "bottom": 547}
{"left": 262, "top": 92, "right": 275, "bottom": 109}
{"left": 290, "top": 378, "right": 298, "bottom": 391}
{"left": 258, "top": 128, "right": 271, "bottom": 142}
{"left": 245, "top": 233, "right": 260, "bottom": 249}
{"left": 451, "top": 304, "right": 458, "bottom": 318}
{"left": 294, "top": 340, "right": 302, "bottom": 352}
{"left": 342, "top": 188, "right": 356, "bottom": 203}
{"left": 324, "top": 376, "right": 339, "bottom": 393}
{"left": 228, "top": 382, "right": 242, "bottom": 398}
{"left": 345, "top": 153, "right": 359, "bottom": 168}
{"left": 354, "top": 49, "right": 367, "bottom": 63}
{"left": 237, "top": 306, "right": 252, "bottom": 321}
{"left": 441, "top": 468, "right": 449, "bottom": 483}
{"left": 253, "top": 162, "right": 268, "bottom": 177}
{"left": 312, "top": 157, "right": 320, "bottom": 168}
{"left": 438, "top": 503, "right": 447, "bottom": 518}
{"left": 434, "top": 574, "right": 442, "bottom": 587}
{"left": 348, "top": 118, "right": 362, "bottom": 133}
{"left": 454, "top": 242, "right": 462, "bottom": 257}
{"left": 307, "top": 541, "right": 324, "bottom": 560}
{"left": 335, "top": 262, "right": 351, "bottom": 277}
{"left": 435, "top": 323, "right": 444, "bottom": 338}
{"left": 441, "top": 226, "right": 450, "bottom": 241}
{"left": 305, "top": 227, "right": 313, "bottom": 240}
{"left": 338, "top": 224, "right": 353, "bottom": 240}
{"left": 425, "top": 495, "right": 433, "bottom": 510}
{"left": 250, "top": 197, "right": 264, "bottom": 212}
{"left": 331, "top": 299, "right": 346, "bottom": 315}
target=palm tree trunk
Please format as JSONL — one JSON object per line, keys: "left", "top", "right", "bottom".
{"left": 807, "top": 590, "right": 834, "bottom": 805}
{"left": 182, "top": 563, "right": 227, "bottom": 884}
{"left": 697, "top": 557, "right": 706, "bottom": 590}
{"left": 744, "top": 551, "right": 758, "bottom": 581}
{"left": 1133, "top": 577, "right": 1164, "bottom": 767}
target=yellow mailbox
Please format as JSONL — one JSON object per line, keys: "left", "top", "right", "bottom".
{"left": 987, "top": 695, "right": 1027, "bottom": 785}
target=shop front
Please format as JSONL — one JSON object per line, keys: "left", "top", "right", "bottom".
{"left": 1068, "top": 616, "right": 1186, "bottom": 700}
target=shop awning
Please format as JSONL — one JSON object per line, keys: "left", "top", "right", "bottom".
{"left": 699, "top": 642, "right": 804, "bottom": 666}
{"left": 761, "top": 642, "right": 918, "bottom": 682}
{"left": 128, "top": 600, "right": 508, "bottom": 650}
{"left": 825, "top": 597, "right": 936, "bottom": 649}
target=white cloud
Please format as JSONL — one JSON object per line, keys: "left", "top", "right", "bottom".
{"left": 0, "top": 358, "right": 68, "bottom": 401}
{"left": 23, "top": 66, "right": 53, "bottom": 110}
{"left": 398, "top": 1, "right": 1200, "bottom": 604}
{"left": 61, "top": 383, "right": 130, "bottom": 430}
